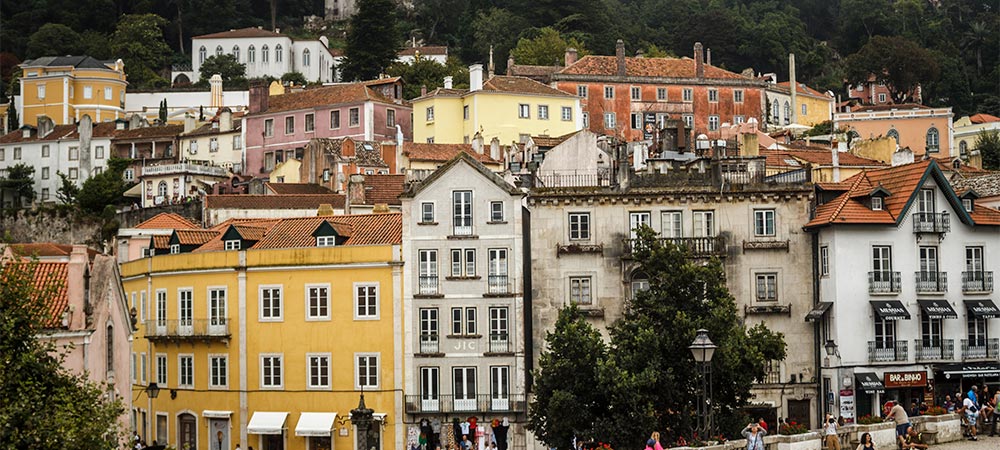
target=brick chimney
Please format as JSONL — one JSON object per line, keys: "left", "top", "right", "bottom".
{"left": 347, "top": 174, "right": 366, "bottom": 207}
{"left": 694, "top": 42, "right": 705, "bottom": 79}
{"left": 565, "top": 48, "right": 578, "bottom": 66}
{"left": 615, "top": 40, "right": 626, "bottom": 77}
{"left": 421, "top": 85, "right": 427, "bottom": 96}
{"left": 248, "top": 79, "right": 269, "bottom": 114}
{"left": 66, "top": 245, "right": 89, "bottom": 330}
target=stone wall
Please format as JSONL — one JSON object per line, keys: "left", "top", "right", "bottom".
{"left": 0, "top": 208, "right": 105, "bottom": 248}
{"left": 116, "top": 200, "right": 202, "bottom": 228}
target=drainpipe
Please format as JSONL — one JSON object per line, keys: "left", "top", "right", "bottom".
{"left": 812, "top": 231, "right": 823, "bottom": 429}
{"left": 522, "top": 205, "right": 534, "bottom": 392}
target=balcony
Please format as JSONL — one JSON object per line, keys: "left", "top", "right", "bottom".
{"left": 418, "top": 334, "right": 440, "bottom": 355}
{"left": 404, "top": 394, "right": 527, "bottom": 414}
{"left": 915, "top": 339, "right": 954, "bottom": 361}
{"left": 143, "top": 319, "right": 230, "bottom": 341}
{"left": 913, "top": 212, "right": 950, "bottom": 234}
{"left": 868, "top": 271, "right": 902, "bottom": 294}
{"left": 623, "top": 236, "right": 727, "bottom": 258}
{"left": 487, "top": 333, "right": 512, "bottom": 354}
{"left": 915, "top": 271, "right": 948, "bottom": 293}
{"left": 416, "top": 276, "right": 441, "bottom": 297}
{"left": 486, "top": 275, "right": 515, "bottom": 296}
{"left": 868, "top": 340, "right": 908, "bottom": 363}
{"left": 961, "top": 338, "right": 1000, "bottom": 361}
{"left": 963, "top": 271, "right": 994, "bottom": 293}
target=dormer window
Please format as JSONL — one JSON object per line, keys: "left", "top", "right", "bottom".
{"left": 963, "top": 198, "right": 973, "bottom": 212}
{"left": 224, "top": 240, "right": 241, "bottom": 250}
{"left": 872, "top": 197, "right": 884, "bottom": 211}
{"left": 316, "top": 236, "right": 336, "bottom": 247}
{"left": 170, "top": 244, "right": 180, "bottom": 254}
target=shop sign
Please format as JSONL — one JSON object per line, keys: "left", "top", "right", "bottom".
{"left": 839, "top": 389, "right": 855, "bottom": 423}
{"left": 643, "top": 113, "right": 657, "bottom": 140}
{"left": 884, "top": 371, "right": 926, "bottom": 388}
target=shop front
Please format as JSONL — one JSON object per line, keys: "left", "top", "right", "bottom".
{"left": 935, "top": 363, "right": 1000, "bottom": 404}
{"left": 883, "top": 370, "right": 930, "bottom": 413}
{"left": 855, "top": 372, "right": 885, "bottom": 418}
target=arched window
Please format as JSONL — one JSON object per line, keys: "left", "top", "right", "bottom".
{"left": 215, "top": 45, "right": 223, "bottom": 56}
{"left": 303, "top": 49, "right": 311, "bottom": 67}
{"left": 630, "top": 270, "right": 649, "bottom": 298}
{"left": 198, "top": 46, "right": 207, "bottom": 63}
{"left": 106, "top": 324, "right": 114, "bottom": 373}
{"left": 275, "top": 44, "right": 283, "bottom": 63}
{"left": 157, "top": 181, "right": 168, "bottom": 200}
{"left": 886, "top": 128, "right": 899, "bottom": 144}
{"left": 960, "top": 140, "right": 968, "bottom": 157}
{"left": 772, "top": 100, "right": 780, "bottom": 124}
{"left": 262, "top": 45, "right": 269, "bottom": 63}
{"left": 783, "top": 101, "right": 790, "bottom": 125}
{"left": 926, "top": 127, "right": 940, "bottom": 152}
{"left": 232, "top": 45, "right": 240, "bottom": 61}
{"left": 248, "top": 45, "right": 256, "bottom": 63}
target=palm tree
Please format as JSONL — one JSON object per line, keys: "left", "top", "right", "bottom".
{"left": 962, "top": 21, "right": 989, "bottom": 76}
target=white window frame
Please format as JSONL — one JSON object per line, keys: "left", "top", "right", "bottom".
{"left": 259, "top": 285, "right": 283, "bottom": 322}
{"left": 734, "top": 89, "right": 744, "bottom": 103}
{"left": 83, "top": 85, "right": 93, "bottom": 99}
{"left": 538, "top": 105, "right": 549, "bottom": 120}
{"left": 577, "top": 85, "right": 588, "bottom": 98}
{"left": 661, "top": 211, "right": 683, "bottom": 238}
{"left": 518, "top": 104, "right": 530, "bottom": 119}
{"left": 707, "top": 89, "right": 718, "bottom": 102}
{"left": 354, "top": 282, "right": 379, "bottom": 320}
{"left": 753, "top": 209, "right": 776, "bottom": 237}
{"left": 569, "top": 276, "right": 593, "bottom": 305}
{"left": 140, "top": 352, "right": 147, "bottom": 384}
{"left": 316, "top": 235, "right": 336, "bottom": 247}
{"left": 561, "top": 106, "right": 572, "bottom": 121}
{"left": 178, "top": 354, "right": 194, "bottom": 388}
{"left": 224, "top": 240, "right": 241, "bottom": 250}
{"left": 355, "top": 353, "right": 380, "bottom": 389}
{"left": 820, "top": 246, "right": 830, "bottom": 277}
{"left": 568, "top": 212, "right": 591, "bottom": 240}
{"left": 349, "top": 107, "right": 360, "bottom": 127}
{"left": 604, "top": 86, "right": 614, "bottom": 99}
{"left": 260, "top": 353, "right": 284, "bottom": 389}
{"left": 490, "top": 201, "right": 504, "bottom": 222}
{"left": 307, "top": 353, "right": 331, "bottom": 390}
{"left": 657, "top": 87, "right": 667, "bottom": 101}
{"left": 420, "top": 202, "right": 435, "bottom": 223}
{"left": 708, "top": 115, "right": 720, "bottom": 131}
{"left": 683, "top": 88, "right": 693, "bottom": 102}
{"left": 105, "top": 87, "right": 113, "bottom": 100}
{"left": 264, "top": 119, "right": 274, "bottom": 137}
{"left": 604, "top": 112, "right": 616, "bottom": 129}
{"left": 170, "top": 244, "right": 180, "bottom": 254}
{"left": 156, "top": 353, "right": 168, "bottom": 386}
{"left": 630, "top": 86, "right": 641, "bottom": 101}
{"left": 872, "top": 197, "right": 884, "bottom": 211}
{"left": 451, "top": 248, "right": 475, "bottom": 278}
{"left": 208, "top": 354, "right": 228, "bottom": 389}
{"left": 305, "top": 284, "right": 331, "bottom": 321}
{"left": 755, "top": 272, "right": 778, "bottom": 302}
{"left": 426, "top": 106, "right": 435, "bottom": 121}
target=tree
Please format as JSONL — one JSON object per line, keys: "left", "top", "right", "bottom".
{"left": 110, "top": 14, "right": 172, "bottom": 89}
{"left": 962, "top": 21, "right": 989, "bottom": 76}
{"left": 158, "top": 99, "right": 168, "bottom": 124}
{"left": 56, "top": 171, "right": 79, "bottom": 205}
{"left": 281, "top": 71, "right": 308, "bottom": 86}
{"left": 0, "top": 258, "right": 125, "bottom": 450}
{"left": 6, "top": 99, "right": 18, "bottom": 131}
{"left": 76, "top": 157, "right": 132, "bottom": 214}
{"left": 528, "top": 306, "right": 609, "bottom": 448}
{"left": 198, "top": 54, "right": 247, "bottom": 84}
{"left": 844, "top": 36, "right": 940, "bottom": 104}
{"left": 469, "top": 8, "right": 531, "bottom": 73}
{"left": 340, "top": 0, "right": 401, "bottom": 81}
{"left": 386, "top": 58, "right": 468, "bottom": 100}
{"left": 26, "top": 24, "right": 83, "bottom": 59}
{"left": 975, "top": 129, "right": 1000, "bottom": 170}
{"left": 510, "top": 27, "right": 588, "bottom": 66}
{"left": 0, "top": 163, "right": 35, "bottom": 209}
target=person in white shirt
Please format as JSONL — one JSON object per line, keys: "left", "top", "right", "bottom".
{"left": 964, "top": 395, "right": 980, "bottom": 440}
{"left": 824, "top": 414, "right": 841, "bottom": 450}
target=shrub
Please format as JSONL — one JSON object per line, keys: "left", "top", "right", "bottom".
{"left": 925, "top": 406, "right": 948, "bottom": 416}
{"left": 857, "top": 415, "right": 884, "bottom": 425}
{"left": 780, "top": 421, "right": 809, "bottom": 435}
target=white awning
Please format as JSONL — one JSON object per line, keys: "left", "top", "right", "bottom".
{"left": 247, "top": 412, "right": 288, "bottom": 435}
{"left": 295, "top": 412, "right": 338, "bottom": 437}
{"left": 203, "top": 410, "right": 233, "bottom": 419}
{"left": 123, "top": 182, "right": 143, "bottom": 198}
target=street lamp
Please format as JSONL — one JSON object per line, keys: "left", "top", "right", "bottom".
{"left": 351, "top": 393, "right": 375, "bottom": 450}
{"left": 146, "top": 382, "right": 161, "bottom": 399}
{"left": 689, "top": 329, "right": 717, "bottom": 438}
{"left": 825, "top": 340, "right": 839, "bottom": 357}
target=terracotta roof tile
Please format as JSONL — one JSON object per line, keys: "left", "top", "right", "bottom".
{"left": 197, "top": 214, "right": 401, "bottom": 251}
{"left": 261, "top": 83, "right": 397, "bottom": 114}
{"left": 194, "top": 27, "right": 286, "bottom": 39}
{"left": 482, "top": 76, "right": 576, "bottom": 97}
{"left": 153, "top": 235, "right": 171, "bottom": 249}
{"left": 362, "top": 174, "right": 405, "bottom": 205}
{"left": 113, "top": 125, "right": 183, "bottom": 140}
{"left": 969, "top": 113, "right": 1000, "bottom": 124}
{"left": 2, "top": 261, "right": 69, "bottom": 328}
{"left": 205, "top": 194, "right": 346, "bottom": 210}
{"left": 806, "top": 160, "right": 942, "bottom": 227}
{"left": 532, "top": 131, "right": 579, "bottom": 148}
{"left": 174, "top": 229, "right": 220, "bottom": 245}
{"left": 335, "top": 213, "right": 402, "bottom": 245}
{"left": 264, "top": 183, "right": 334, "bottom": 195}
{"left": 402, "top": 142, "right": 500, "bottom": 164}
{"left": 136, "top": 213, "right": 200, "bottom": 230}
{"left": 558, "top": 55, "right": 748, "bottom": 80}
{"left": 762, "top": 149, "right": 885, "bottom": 168}
{"left": 776, "top": 81, "right": 831, "bottom": 98}
{"left": 970, "top": 206, "right": 1000, "bottom": 225}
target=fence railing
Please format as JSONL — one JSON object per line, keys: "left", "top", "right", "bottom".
{"left": 488, "top": 333, "right": 511, "bottom": 353}
{"left": 419, "top": 334, "right": 439, "bottom": 354}
{"left": 961, "top": 338, "right": 999, "bottom": 360}
{"left": 913, "top": 212, "right": 950, "bottom": 233}
{"left": 404, "top": 394, "right": 527, "bottom": 414}
{"left": 962, "top": 271, "right": 994, "bottom": 293}
{"left": 868, "top": 340, "right": 908, "bottom": 363}
{"left": 143, "top": 319, "right": 229, "bottom": 338}
{"left": 915, "top": 339, "right": 954, "bottom": 361}
{"left": 417, "top": 276, "right": 439, "bottom": 295}
{"left": 868, "top": 271, "right": 902, "bottom": 294}
{"left": 534, "top": 170, "right": 612, "bottom": 188}
{"left": 624, "top": 236, "right": 726, "bottom": 258}
{"left": 915, "top": 271, "right": 948, "bottom": 293}
{"left": 487, "top": 275, "right": 512, "bottom": 295}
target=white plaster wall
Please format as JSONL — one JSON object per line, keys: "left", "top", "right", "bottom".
{"left": 192, "top": 36, "right": 292, "bottom": 81}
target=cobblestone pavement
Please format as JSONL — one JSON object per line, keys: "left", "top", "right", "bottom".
{"left": 935, "top": 434, "right": 1000, "bottom": 450}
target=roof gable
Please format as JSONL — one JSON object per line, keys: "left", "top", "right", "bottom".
{"left": 401, "top": 152, "right": 522, "bottom": 199}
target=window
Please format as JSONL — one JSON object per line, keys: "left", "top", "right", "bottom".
{"left": 285, "top": 116, "right": 295, "bottom": 134}
{"left": 451, "top": 307, "right": 478, "bottom": 335}
{"left": 755, "top": 273, "right": 778, "bottom": 301}
{"left": 41, "top": 145, "right": 49, "bottom": 158}
{"left": 349, "top": 108, "right": 360, "bottom": 127}
{"left": 104, "top": 87, "right": 113, "bottom": 101}
{"left": 209, "top": 355, "right": 228, "bottom": 388}
{"left": 95, "top": 145, "right": 105, "bottom": 159}
{"left": 420, "top": 367, "right": 439, "bottom": 405}
{"left": 489, "top": 307, "right": 509, "bottom": 343}
{"left": 328, "top": 110, "right": 341, "bottom": 129}
{"left": 141, "top": 353, "right": 147, "bottom": 383}
{"left": 155, "top": 290, "right": 166, "bottom": 328}
{"left": 887, "top": 128, "right": 900, "bottom": 144}
{"left": 518, "top": 104, "right": 530, "bottom": 119}
{"left": 302, "top": 48, "right": 310, "bottom": 66}
{"left": 582, "top": 112, "right": 589, "bottom": 128}
{"left": 878, "top": 93, "right": 886, "bottom": 103}
{"left": 11, "top": 147, "right": 21, "bottom": 160}
{"left": 801, "top": 104, "right": 807, "bottom": 116}
{"left": 661, "top": 211, "right": 682, "bottom": 238}
{"left": 693, "top": 211, "right": 715, "bottom": 237}
{"left": 308, "top": 354, "right": 330, "bottom": 389}
{"left": 630, "top": 86, "right": 641, "bottom": 101}
{"left": 490, "top": 201, "right": 504, "bottom": 222}
{"left": 604, "top": 86, "right": 614, "bottom": 99}
{"left": 264, "top": 119, "right": 274, "bottom": 137}
{"left": 772, "top": 101, "right": 780, "bottom": 123}
{"left": 631, "top": 273, "right": 649, "bottom": 297}
{"left": 132, "top": 352, "right": 137, "bottom": 382}
{"left": 968, "top": 314, "right": 988, "bottom": 346}
{"left": 305, "top": 113, "right": 315, "bottom": 132}
{"left": 84, "top": 86, "right": 93, "bottom": 99}
{"left": 734, "top": 115, "right": 745, "bottom": 124}
{"left": 629, "top": 211, "right": 651, "bottom": 239}
{"left": 917, "top": 188, "right": 935, "bottom": 213}
{"left": 921, "top": 312, "right": 943, "bottom": 348}
{"left": 734, "top": 89, "right": 744, "bottom": 103}
{"left": 178, "top": 289, "right": 193, "bottom": 331}
{"left": 426, "top": 106, "right": 435, "bottom": 121}
{"left": 224, "top": 240, "right": 240, "bottom": 250}
{"left": 874, "top": 318, "right": 896, "bottom": 348}
{"left": 683, "top": 114, "right": 694, "bottom": 128}
{"left": 387, "top": 109, "right": 395, "bottom": 127}
{"left": 69, "top": 146, "right": 79, "bottom": 160}
{"left": 420, "top": 309, "right": 439, "bottom": 352}
{"left": 708, "top": 89, "right": 718, "bottom": 102}
{"left": 451, "top": 249, "right": 476, "bottom": 277}
{"left": 198, "top": 46, "right": 207, "bottom": 63}
{"left": 488, "top": 249, "right": 508, "bottom": 293}
{"left": 490, "top": 365, "right": 510, "bottom": 406}
{"left": 68, "top": 168, "right": 78, "bottom": 180}
{"left": 356, "top": 354, "right": 379, "bottom": 388}
{"left": 355, "top": 283, "right": 378, "bottom": 319}
{"left": 569, "top": 212, "right": 590, "bottom": 240}
{"left": 214, "top": 45, "right": 223, "bottom": 56}
{"left": 41, "top": 167, "right": 49, "bottom": 180}
{"left": 316, "top": 236, "right": 336, "bottom": 247}
{"left": 232, "top": 45, "right": 240, "bottom": 60}
{"left": 157, "top": 181, "right": 167, "bottom": 198}
{"left": 872, "top": 197, "right": 883, "bottom": 211}
{"left": 708, "top": 115, "right": 720, "bottom": 131}
{"left": 41, "top": 188, "right": 49, "bottom": 200}
{"left": 275, "top": 44, "right": 283, "bottom": 62}
{"left": 926, "top": 127, "right": 940, "bottom": 152}
{"left": 570, "top": 277, "right": 592, "bottom": 305}
{"left": 418, "top": 250, "right": 438, "bottom": 294}
{"left": 261, "top": 354, "right": 283, "bottom": 388}
{"left": 37, "top": 84, "right": 45, "bottom": 99}
{"left": 307, "top": 285, "right": 330, "bottom": 320}
{"left": 820, "top": 246, "right": 829, "bottom": 277}
{"left": 604, "top": 112, "right": 616, "bottom": 129}
{"left": 452, "top": 190, "right": 473, "bottom": 235}
{"left": 577, "top": 85, "right": 588, "bottom": 98}
{"left": 156, "top": 354, "right": 167, "bottom": 385}
{"left": 170, "top": 244, "right": 180, "bottom": 254}
{"left": 453, "top": 367, "right": 477, "bottom": 409}
{"left": 963, "top": 198, "right": 974, "bottom": 212}
{"left": 178, "top": 355, "right": 193, "bottom": 388}
{"left": 262, "top": 45, "right": 270, "bottom": 63}
{"left": 538, "top": 105, "right": 549, "bottom": 120}
{"left": 233, "top": 135, "right": 242, "bottom": 150}
{"left": 420, "top": 202, "right": 435, "bottom": 223}
{"left": 260, "top": 286, "right": 282, "bottom": 321}
{"left": 631, "top": 113, "right": 642, "bottom": 130}
{"left": 248, "top": 45, "right": 256, "bottom": 62}
{"left": 871, "top": 246, "right": 893, "bottom": 286}
{"left": 754, "top": 209, "right": 775, "bottom": 237}
{"left": 561, "top": 106, "right": 572, "bottom": 121}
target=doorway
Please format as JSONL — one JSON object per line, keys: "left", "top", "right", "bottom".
{"left": 787, "top": 399, "right": 812, "bottom": 429}
{"left": 179, "top": 413, "right": 197, "bottom": 450}
{"left": 209, "top": 418, "right": 230, "bottom": 450}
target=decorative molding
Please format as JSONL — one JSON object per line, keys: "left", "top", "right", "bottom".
{"left": 745, "top": 304, "right": 791, "bottom": 315}
{"left": 742, "top": 240, "right": 790, "bottom": 252}
{"left": 556, "top": 243, "right": 604, "bottom": 257}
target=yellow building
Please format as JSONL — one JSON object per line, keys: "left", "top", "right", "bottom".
{"left": 122, "top": 213, "right": 403, "bottom": 450}
{"left": 19, "top": 56, "right": 127, "bottom": 126}
{"left": 764, "top": 81, "right": 834, "bottom": 128}
{"left": 413, "top": 64, "right": 581, "bottom": 145}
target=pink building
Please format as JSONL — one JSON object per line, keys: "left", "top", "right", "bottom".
{"left": 3, "top": 243, "right": 134, "bottom": 438}
{"left": 244, "top": 79, "right": 412, "bottom": 177}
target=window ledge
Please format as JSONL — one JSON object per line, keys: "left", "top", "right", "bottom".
{"left": 414, "top": 294, "right": 444, "bottom": 299}
{"left": 484, "top": 352, "right": 515, "bottom": 357}
{"left": 575, "top": 306, "right": 604, "bottom": 317}
{"left": 487, "top": 221, "right": 508, "bottom": 225}
{"left": 447, "top": 334, "right": 482, "bottom": 339}
{"left": 483, "top": 292, "right": 517, "bottom": 298}
{"left": 744, "top": 304, "right": 791, "bottom": 315}
{"left": 445, "top": 276, "right": 481, "bottom": 281}
{"left": 415, "top": 352, "right": 445, "bottom": 358}
{"left": 417, "top": 222, "right": 438, "bottom": 226}
{"left": 447, "top": 235, "right": 479, "bottom": 240}
{"left": 557, "top": 243, "right": 603, "bottom": 257}
{"left": 742, "top": 240, "right": 790, "bottom": 252}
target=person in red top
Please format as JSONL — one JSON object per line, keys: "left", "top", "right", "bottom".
{"left": 758, "top": 418, "right": 769, "bottom": 432}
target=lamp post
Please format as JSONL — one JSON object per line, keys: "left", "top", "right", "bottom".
{"left": 689, "top": 329, "right": 717, "bottom": 438}
{"left": 351, "top": 393, "right": 375, "bottom": 450}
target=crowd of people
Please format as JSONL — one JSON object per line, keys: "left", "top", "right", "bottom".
{"left": 942, "top": 384, "right": 1000, "bottom": 441}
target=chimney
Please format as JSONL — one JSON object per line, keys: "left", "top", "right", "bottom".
{"left": 443, "top": 76, "right": 453, "bottom": 89}
{"left": 210, "top": 74, "right": 224, "bottom": 108}
{"left": 469, "top": 64, "right": 483, "bottom": 91}
{"left": 694, "top": 42, "right": 705, "bottom": 78}
{"left": 635, "top": 49, "right": 644, "bottom": 58}
{"left": 248, "top": 79, "right": 269, "bottom": 114}
{"left": 831, "top": 147, "right": 841, "bottom": 182}
{"left": 565, "top": 48, "right": 578, "bottom": 66}
{"left": 472, "top": 132, "right": 484, "bottom": 154}
{"left": 706, "top": 48, "right": 712, "bottom": 66}
{"left": 220, "top": 108, "right": 233, "bottom": 132}
{"left": 37, "top": 116, "right": 54, "bottom": 138}
{"left": 347, "top": 174, "right": 366, "bottom": 208}
{"left": 789, "top": 53, "right": 798, "bottom": 125}
{"left": 741, "top": 131, "right": 759, "bottom": 157}
{"left": 488, "top": 45, "right": 495, "bottom": 78}
{"left": 317, "top": 203, "right": 335, "bottom": 216}
{"left": 615, "top": 40, "right": 626, "bottom": 77}
{"left": 65, "top": 245, "right": 89, "bottom": 330}
{"left": 892, "top": 148, "right": 915, "bottom": 166}
{"left": 507, "top": 54, "right": 514, "bottom": 76}
{"left": 184, "top": 113, "right": 196, "bottom": 133}
{"left": 421, "top": 85, "right": 427, "bottom": 96}
{"left": 490, "top": 137, "right": 500, "bottom": 161}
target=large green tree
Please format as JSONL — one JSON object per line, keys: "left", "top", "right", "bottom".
{"left": 0, "top": 259, "right": 124, "bottom": 450}
{"left": 25, "top": 24, "right": 84, "bottom": 59}
{"left": 975, "top": 129, "right": 1000, "bottom": 170}
{"left": 340, "top": 0, "right": 401, "bottom": 81}
{"left": 0, "top": 163, "right": 35, "bottom": 209}
{"left": 844, "top": 35, "right": 940, "bottom": 104}
{"left": 76, "top": 157, "right": 133, "bottom": 214}
{"left": 110, "top": 14, "right": 172, "bottom": 89}
{"left": 198, "top": 53, "right": 247, "bottom": 85}
{"left": 510, "top": 27, "right": 589, "bottom": 67}
{"left": 386, "top": 58, "right": 468, "bottom": 100}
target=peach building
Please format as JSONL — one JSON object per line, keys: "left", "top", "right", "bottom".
{"left": 834, "top": 104, "right": 953, "bottom": 158}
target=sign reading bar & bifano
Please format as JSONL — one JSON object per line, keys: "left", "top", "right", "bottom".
{"left": 884, "top": 371, "right": 927, "bottom": 388}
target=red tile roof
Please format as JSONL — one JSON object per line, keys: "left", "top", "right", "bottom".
{"left": 482, "top": 76, "right": 576, "bottom": 97}
{"left": 762, "top": 149, "right": 885, "bottom": 168}
{"left": 558, "top": 55, "right": 748, "bottom": 80}
{"left": 261, "top": 83, "right": 397, "bottom": 114}
{"left": 3, "top": 261, "right": 70, "bottom": 328}
{"left": 0, "top": 121, "right": 121, "bottom": 144}
{"left": 8, "top": 243, "right": 92, "bottom": 259}
{"left": 152, "top": 235, "right": 171, "bottom": 250}
{"left": 264, "top": 183, "right": 334, "bottom": 195}
{"left": 333, "top": 213, "right": 402, "bottom": 245}
{"left": 969, "top": 113, "right": 1000, "bottom": 124}
{"left": 174, "top": 229, "right": 220, "bottom": 245}
{"left": 402, "top": 143, "right": 500, "bottom": 164}
{"left": 776, "top": 81, "right": 831, "bottom": 98}
{"left": 205, "top": 194, "right": 346, "bottom": 210}
{"left": 197, "top": 214, "right": 401, "bottom": 251}
{"left": 362, "top": 174, "right": 405, "bottom": 205}
{"left": 194, "top": 27, "right": 286, "bottom": 39}
{"left": 112, "top": 125, "right": 183, "bottom": 140}
{"left": 136, "top": 213, "right": 200, "bottom": 230}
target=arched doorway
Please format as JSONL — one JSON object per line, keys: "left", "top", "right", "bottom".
{"left": 179, "top": 413, "right": 197, "bottom": 450}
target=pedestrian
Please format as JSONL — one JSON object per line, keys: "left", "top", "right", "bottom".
{"left": 742, "top": 422, "right": 766, "bottom": 450}
{"left": 645, "top": 439, "right": 657, "bottom": 450}
{"left": 758, "top": 417, "right": 768, "bottom": 432}
{"left": 651, "top": 431, "right": 664, "bottom": 450}
{"left": 855, "top": 432, "right": 875, "bottom": 450}
{"left": 462, "top": 434, "right": 473, "bottom": 450}
{"left": 883, "top": 401, "right": 911, "bottom": 449}
{"left": 824, "top": 414, "right": 841, "bottom": 450}
{"left": 943, "top": 395, "right": 954, "bottom": 413}
{"left": 964, "top": 393, "right": 980, "bottom": 441}
{"left": 902, "top": 427, "right": 928, "bottom": 450}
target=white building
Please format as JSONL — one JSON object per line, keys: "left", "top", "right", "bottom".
{"left": 400, "top": 152, "right": 527, "bottom": 450}
{"left": 180, "top": 28, "right": 336, "bottom": 84}
{"left": 178, "top": 108, "right": 245, "bottom": 173}
{"left": 0, "top": 115, "right": 115, "bottom": 206}
{"left": 953, "top": 113, "right": 1000, "bottom": 165}
{"left": 806, "top": 156, "right": 1000, "bottom": 421}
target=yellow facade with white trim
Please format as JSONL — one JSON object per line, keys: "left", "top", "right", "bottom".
{"left": 413, "top": 91, "right": 581, "bottom": 145}
{"left": 20, "top": 61, "right": 127, "bottom": 126}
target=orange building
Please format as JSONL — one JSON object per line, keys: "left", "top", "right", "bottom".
{"left": 834, "top": 104, "right": 954, "bottom": 158}
{"left": 19, "top": 56, "right": 128, "bottom": 126}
